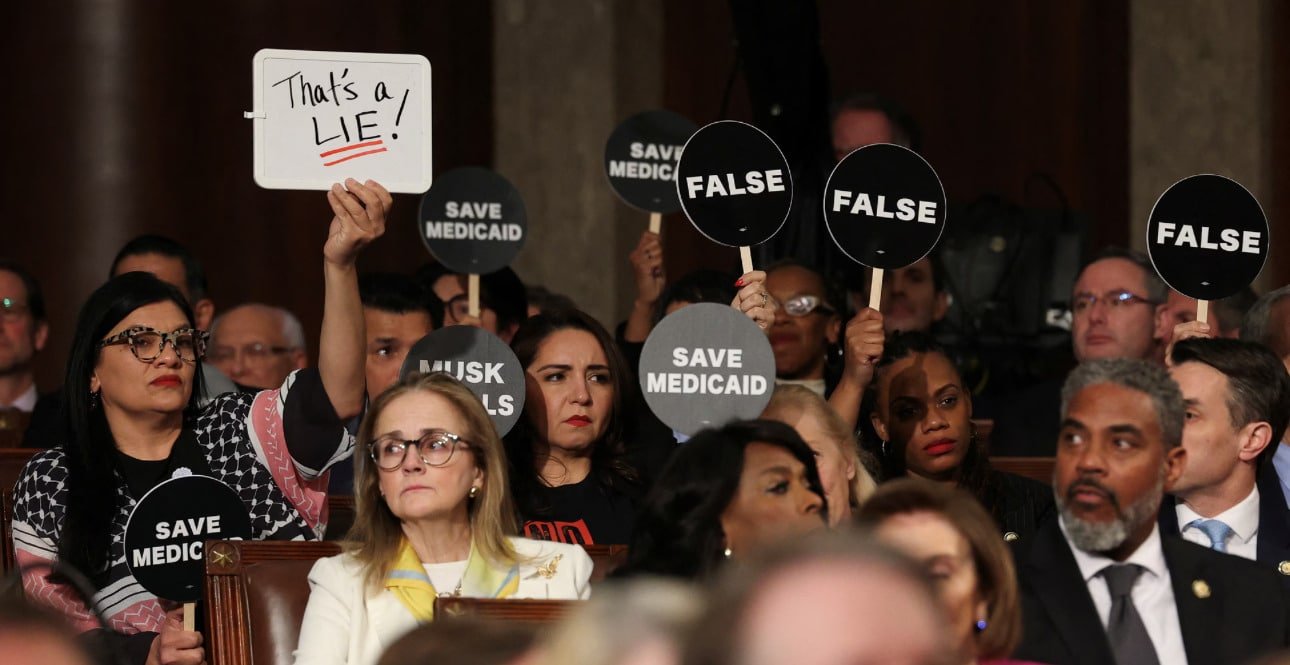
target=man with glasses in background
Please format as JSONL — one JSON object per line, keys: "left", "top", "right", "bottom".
{"left": 993, "top": 247, "right": 1168, "bottom": 456}
{"left": 207, "top": 303, "right": 309, "bottom": 391}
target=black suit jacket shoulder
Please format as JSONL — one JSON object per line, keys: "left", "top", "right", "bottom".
{"left": 988, "top": 377, "right": 1062, "bottom": 457}
{"left": 1014, "top": 518, "right": 1290, "bottom": 665}
{"left": 987, "top": 470, "right": 1056, "bottom": 541}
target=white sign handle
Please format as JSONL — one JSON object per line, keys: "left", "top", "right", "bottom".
{"left": 183, "top": 602, "right": 196, "bottom": 631}
{"left": 649, "top": 212, "right": 662, "bottom": 235}
{"left": 468, "top": 274, "right": 481, "bottom": 318}
{"left": 1197, "top": 299, "right": 1209, "bottom": 325}
{"left": 739, "top": 246, "right": 754, "bottom": 275}
{"left": 868, "top": 268, "right": 885, "bottom": 311}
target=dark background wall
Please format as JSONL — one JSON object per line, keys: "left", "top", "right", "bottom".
{"left": 5, "top": 1, "right": 492, "bottom": 390}
{"left": 5, "top": 0, "right": 1287, "bottom": 393}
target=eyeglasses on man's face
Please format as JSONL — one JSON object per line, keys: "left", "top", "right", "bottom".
{"left": 1071, "top": 290, "right": 1157, "bottom": 316}
{"left": 98, "top": 326, "right": 209, "bottom": 363}
{"left": 369, "top": 429, "right": 471, "bottom": 471}
{"left": 206, "top": 343, "right": 294, "bottom": 365}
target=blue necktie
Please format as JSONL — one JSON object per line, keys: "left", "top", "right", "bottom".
{"left": 1187, "top": 518, "right": 1234, "bottom": 553}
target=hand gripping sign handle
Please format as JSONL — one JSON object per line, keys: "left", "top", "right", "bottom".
{"left": 868, "top": 268, "right": 884, "bottom": 311}
{"left": 468, "top": 274, "right": 481, "bottom": 318}
{"left": 1197, "top": 299, "right": 1209, "bottom": 326}
{"left": 739, "top": 246, "right": 754, "bottom": 275}
{"left": 649, "top": 212, "right": 662, "bottom": 235}
{"left": 184, "top": 602, "right": 195, "bottom": 631}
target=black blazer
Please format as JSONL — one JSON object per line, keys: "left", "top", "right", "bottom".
{"left": 986, "top": 470, "right": 1056, "bottom": 542}
{"left": 1013, "top": 518, "right": 1290, "bottom": 665}
{"left": 1158, "top": 464, "right": 1290, "bottom": 575}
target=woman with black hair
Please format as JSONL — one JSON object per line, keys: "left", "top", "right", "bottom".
{"left": 617, "top": 419, "right": 826, "bottom": 580}
{"left": 11, "top": 180, "right": 389, "bottom": 665}
{"left": 868, "top": 331, "right": 1054, "bottom": 540}
{"left": 505, "top": 308, "right": 647, "bottom": 545}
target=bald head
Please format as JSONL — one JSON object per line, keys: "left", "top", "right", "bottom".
{"left": 208, "top": 303, "right": 307, "bottom": 390}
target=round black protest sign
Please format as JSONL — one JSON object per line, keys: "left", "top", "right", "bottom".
{"left": 823, "top": 144, "right": 947, "bottom": 270}
{"left": 604, "top": 110, "right": 698, "bottom": 213}
{"left": 639, "top": 303, "right": 776, "bottom": 436}
{"left": 124, "top": 475, "right": 252, "bottom": 602}
{"left": 1147, "top": 174, "right": 1269, "bottom": 301}
{"left": 419, "top": 167, "right": 527, "bottom": 275}
{"left": 675, "top": 120, "right": 793, "bottom": 247}
{"left": 400, "top": 326, "right": 526, "bottom": 436}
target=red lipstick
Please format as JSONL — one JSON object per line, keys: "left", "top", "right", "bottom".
{"left": 564, "top": 415, "right": 591, "bottom": 427}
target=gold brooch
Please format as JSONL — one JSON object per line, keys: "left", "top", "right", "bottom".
{"left": 535, "top": 554, "right": 563, "bottom": 579}
{"left": 1192, "top": 579, "right": 1211, "bottom": 599}
{"left": 1003, "top": 532, "right": 1019, "bottom": 542}
{"left": 1278, "top": 561, "right": 1290, "bottom": 576}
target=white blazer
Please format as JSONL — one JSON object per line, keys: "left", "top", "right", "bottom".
{"left": 293, "top": 537, "right": 592, "bottom": 665}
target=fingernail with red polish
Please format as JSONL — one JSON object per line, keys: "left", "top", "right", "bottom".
{"left": 735, "top": 278, "right": 745, "bottom": 287}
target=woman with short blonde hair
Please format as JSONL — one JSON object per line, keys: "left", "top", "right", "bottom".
{"left": 763, "top": 384, "right": 877, "bottom": 525}
{"left": 296, "top": 373, "right": 592, "bottom": 665}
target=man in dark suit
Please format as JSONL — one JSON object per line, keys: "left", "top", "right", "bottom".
{"left": 1157, "top": 338, "right": 1290, "bottom": 574}
{"left": 1013, "top": 358, "right": 1290, "bottom": 665}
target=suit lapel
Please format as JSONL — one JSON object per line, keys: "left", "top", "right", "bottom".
{"left": 1256, "top": 466, "right": 1290, "bottom": 574}
{"left": 1022, "top": 521, "right": 1116, "bottom": 665}
{"left": 366, "top": 590, "right": 418, "bottom": 656}
{"left": 1162, "top": 537, "right": 1222, "bottom": 665}
{"left": 1158, "top": 495, "right": 1181, "bottom": 536}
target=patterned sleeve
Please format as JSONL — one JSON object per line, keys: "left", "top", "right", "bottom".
{"left": 11, "top": 449, "right": 101, "bottom": 632}
{"left": 278, "top": 368, "right": 354, "bottom": 478}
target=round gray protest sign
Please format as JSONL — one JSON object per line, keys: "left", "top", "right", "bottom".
{"left": 400, "top": 326, "right": 526, "bottom": 436}
{"left": 604, "top": 110, "right": 698, "bottom": 213}
{"left": 1147, "top": 174, "right": 1269, "bottom": 301}
{"left": 676, "top": 120, "right": 793, "bottom": 247}
{"left": 639, "top": 303, "right": 776, "bottom": 436}
{"left": 823, "top": 143, "right": 947, "bottom": 270}
{"left": 419, "top": 167, "right": 527, "bottom": 275}
{"left": 124, "top": 475, "right": 253, "bottom": 602}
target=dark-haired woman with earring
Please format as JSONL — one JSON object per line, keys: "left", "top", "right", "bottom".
{"left": 616, "top": 419, "right": 826, "bottom": 580}
{"left": 868, "top": 331, "right": 1054, "bottom": 540}
{"left": 11, "top": 180, "right": 389, "bottom": 665}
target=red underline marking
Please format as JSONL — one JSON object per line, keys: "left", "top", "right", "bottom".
{"left": 319, "top": 139, "right": 385, "bottom": 158}
{"left": 323, "top": 147, "right": 388, "bottom": 166}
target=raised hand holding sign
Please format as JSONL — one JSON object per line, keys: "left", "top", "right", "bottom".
{"left": 1146, "top": 174, "right": 1270, "bottom": 325}
{"left": 419, "top": 167, "right": 528, "bottom": 318}
{"left": 823, "top": 144, "right": 948, "bottom": 310}
{"left": 676, "top": 120, "right": 793, "bottom": 274}
{"left": 604, "top": 109, "right": 699, "bottom": 233}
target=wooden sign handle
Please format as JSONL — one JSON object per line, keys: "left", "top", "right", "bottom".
{"left": 649, "top": 212, "right": 662, "bottom": 234}
{"left": 183, "top": 601, "right": 195, "bottom": 631}
{"left": 869, "top": 268, "right": 885, "bottom": 311}
{"left": 739, "top": 246, "right": 754, "bottom": 275}
{"left": 468, "top": 274, "right": 481, "bottom": 318}
{"left": 1197, "top": 299, "right": 1209, "bottom": 325}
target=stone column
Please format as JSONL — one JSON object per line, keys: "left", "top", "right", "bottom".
{"left": 493, "top": 0, "right": 664, "bottom": 325}
{"left": 1130, "top": 0, "right": 1272, "bottom": 287}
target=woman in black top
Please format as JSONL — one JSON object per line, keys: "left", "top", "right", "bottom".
{"left": 868, "top": 331, "right": 1054, "bottom": 541}
{"left": 506, "top": 308, "right": 645, "bottom": 545}
{"left": 11, "top": 179, "right": 389, "bottom": 665}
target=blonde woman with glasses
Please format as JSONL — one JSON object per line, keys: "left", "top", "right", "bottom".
{"left": 295, "top": 372, "right": 591, "bottom": 665}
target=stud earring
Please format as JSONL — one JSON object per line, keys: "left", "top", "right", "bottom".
{"left": 975, "top": 619, "right": 987, "bottom": 633}
{"left": 723, "top": 547, "right": 733, "bottom": 559}
{"left": 469, "top": 486, "right": 479, "bottom": 499}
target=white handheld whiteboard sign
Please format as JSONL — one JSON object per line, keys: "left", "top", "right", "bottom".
{"left": 250, "top": 48, "right": 433, "bottom": 194}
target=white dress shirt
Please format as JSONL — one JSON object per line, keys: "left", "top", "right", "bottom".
{"left": 1176, "top": 486, "right": 1259, "bottom": 560}
{"left": 1060, "top": 519, "right": 1190, "bottom": 665}
{"left": 4, "top": 384, "right": 37, "bottom": 412}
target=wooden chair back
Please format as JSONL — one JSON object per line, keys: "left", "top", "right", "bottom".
{"left": 204, "top": 540, "right": 341, "bottom": 665}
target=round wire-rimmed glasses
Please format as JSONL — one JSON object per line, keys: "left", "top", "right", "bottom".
{"left": 368, "top": 430, "right": 470, "bottom": 470}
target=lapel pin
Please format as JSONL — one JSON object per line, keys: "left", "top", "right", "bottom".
{"left": 533, "top": 553, "right": 563, "bottom": 579}
{"left": 1278, "top": 561, "right": 1290, "bottom": 576}
{"left": 1192, "top": 579, "right": 1211, "bottom": 599}
{"left": 1003, "top": 532, "right": 1019, "bottom": 542}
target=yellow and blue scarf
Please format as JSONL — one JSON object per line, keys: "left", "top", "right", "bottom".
{"left": 383, "top": 538, "right": 519, "bottom": 622}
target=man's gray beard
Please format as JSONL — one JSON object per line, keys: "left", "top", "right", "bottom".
{"left": 1055, "top": 472, "right": 1165, "bottom": 554}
